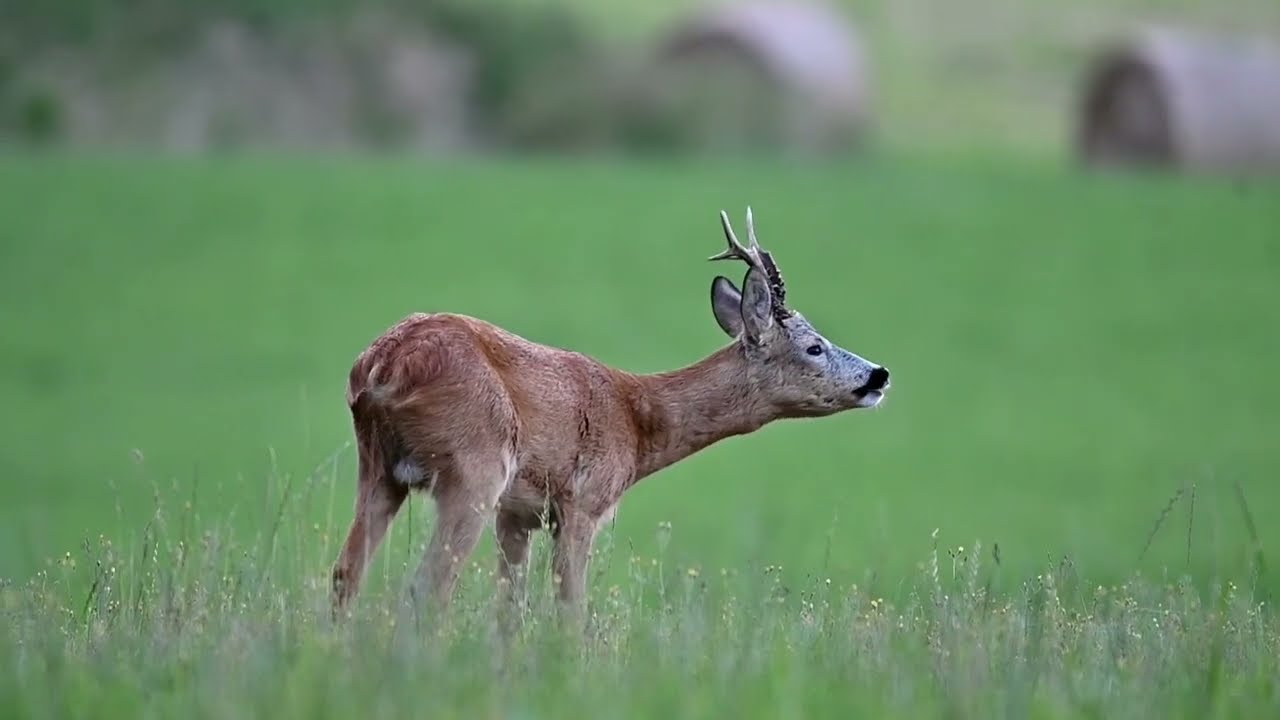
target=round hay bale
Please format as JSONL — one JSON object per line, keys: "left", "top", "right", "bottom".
{"left": 1077, "top": 27, "right": 1280, "bottom": 174}
{"left": 647, "top": 1, "right": 871, "bottom": 154}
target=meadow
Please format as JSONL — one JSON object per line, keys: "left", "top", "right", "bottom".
{"left": 1, "top": 148, "right": 1279, "bottom": 717}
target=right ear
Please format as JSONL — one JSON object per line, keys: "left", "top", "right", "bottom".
{"left": 738, "top": 266, "right": 774, "bottom": 341}
{"left": 710, "top": 275, "right": 744, "bottom": 338}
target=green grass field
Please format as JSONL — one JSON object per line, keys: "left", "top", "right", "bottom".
{"left": 2, "top": 149, "right": 1279, "bottom": 717}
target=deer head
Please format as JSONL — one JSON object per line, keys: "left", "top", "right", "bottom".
{"left": 708, "top": 207, "right": 890, "bottom": 417}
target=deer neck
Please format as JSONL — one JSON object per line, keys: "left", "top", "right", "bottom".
{"left": 627, "top": 342, "right": 770, "bottom": 480}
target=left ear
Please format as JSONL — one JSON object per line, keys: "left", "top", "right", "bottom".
{"left": 739, "top": 267, "right": 774, "bottom": 342}
{"left": 710, "top": 275, "right": 744, "bottom": 337}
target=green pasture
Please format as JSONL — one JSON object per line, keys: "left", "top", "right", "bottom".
{"left": 3, "top": 149, "right": 1280, "bottom": 719}
{"left": 4, "top": 1, "right": 1280, "bottom": 714}
{"left": 1, "top": 150, "right": 1277, "bottom": 600}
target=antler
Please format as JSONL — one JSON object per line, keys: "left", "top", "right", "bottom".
{"left": 710, "top": 208, "right": 763, "bottom": 269}
{"left": 709, "top": 207, "right": 791, "bottom": 319}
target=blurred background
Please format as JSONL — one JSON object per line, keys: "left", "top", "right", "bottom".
{"left": 1, "top": 0, "right": 1278, "bottom": 600}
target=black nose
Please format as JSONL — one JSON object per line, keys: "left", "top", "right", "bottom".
{"left": 865, "top": 366, "right": 890, "bottom": 391}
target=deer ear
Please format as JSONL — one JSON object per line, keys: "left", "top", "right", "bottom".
{"left": 739, "top": 267, "right": 774, "bottom": 341}
{"left": 710, "top": 276, "right": 744, "bottom": 338}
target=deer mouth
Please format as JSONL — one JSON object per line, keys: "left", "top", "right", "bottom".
{"left": 852, "top": 367, "right": 890, "bottom": 409}
{"left": 852, "top": 375, "right": 889, "bottom": 408}
{"left": 853, "top": 389, "right": 885, "bottom": 409}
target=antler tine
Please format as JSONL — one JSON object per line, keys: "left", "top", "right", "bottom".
{"left": 709, "top": 209, "right": 763, "bottom": 268}
{"left": 710, "top": 206, "right": 792, "bottom": 320}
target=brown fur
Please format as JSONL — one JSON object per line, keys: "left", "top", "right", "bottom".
{"left": 329, "top": 209, "right": 890, "bottom": 624}
{"left": 330, "top": 313, "right": 768, "bottom": 615}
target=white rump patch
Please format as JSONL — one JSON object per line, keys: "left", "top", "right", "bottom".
{"left": 393, "top": 459, "right": 427, "bottom": 486}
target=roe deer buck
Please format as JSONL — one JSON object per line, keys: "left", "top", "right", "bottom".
{"left": 330, "top": 207, "right": 891, "bottom": 621}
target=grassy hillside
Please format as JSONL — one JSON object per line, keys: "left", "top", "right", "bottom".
{"left": 6, "top": 0, "right": 1278, "bottom": 155}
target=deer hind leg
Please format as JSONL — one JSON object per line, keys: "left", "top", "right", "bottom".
{"left": 331, "top": 448, "right": 408, "bottom": 616}
{"left": 550, "top": 509, "right": 600, "bottom": 626}
{"left": 407, "top": 452, "right": 514, "bottom": 622}
{"left": 494, "top": 509, "right": 536, "bottom": 632}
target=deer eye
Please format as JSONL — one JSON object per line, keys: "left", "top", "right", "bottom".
{"left": 805, "top": 344, "right": 824, "bottom": 356}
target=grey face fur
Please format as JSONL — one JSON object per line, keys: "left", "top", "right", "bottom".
{"left": 708, "top": 208, "right": 890, "bottom": 417}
